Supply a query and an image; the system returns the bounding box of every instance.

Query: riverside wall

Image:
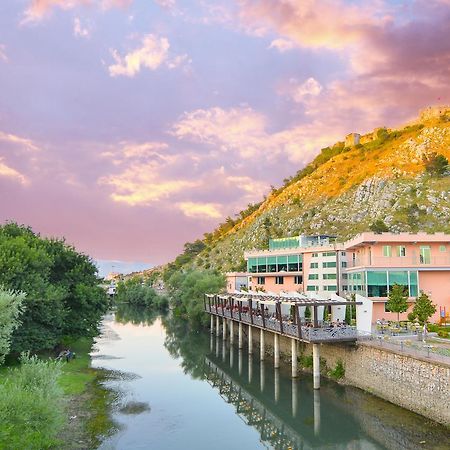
[233,325,450,426]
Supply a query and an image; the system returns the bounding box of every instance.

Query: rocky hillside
[175,107,450,273]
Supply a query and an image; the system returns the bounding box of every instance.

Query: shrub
[299,354,313,368]
[329,359,345,380]
[437,331,449,338]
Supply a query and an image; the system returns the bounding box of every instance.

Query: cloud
[287,77,323,103]
[0,158,29,185]
[73,17,91,38]
[176,201,222,219]
[108,34,176,77]
[0,44,8,62]
[21,0,132,24]
[268,38,295,52]
[0,131,40,151]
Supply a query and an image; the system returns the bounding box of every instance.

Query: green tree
[386,284,409,323]
[0,288,26,364]
[410,291,436,324]
[369,220,389,233]
[423,152,448,176]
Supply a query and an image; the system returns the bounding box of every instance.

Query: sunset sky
[1,0,449,274]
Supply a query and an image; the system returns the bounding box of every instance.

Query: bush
[437,331,449,338]
[115,278,168,309]
[299,354,313,368]
[0,354,65,449]
[329,359,345,380]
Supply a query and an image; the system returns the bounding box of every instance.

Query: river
[91,306,449,450]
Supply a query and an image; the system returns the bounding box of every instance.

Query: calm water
[92,306,449,450]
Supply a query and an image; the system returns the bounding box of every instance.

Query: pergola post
[313,343,320,389]
[260,328,265,361]
[291,339,298,378]
[274,333,280,368]
[238,322,243,349]
[248,325,253,354]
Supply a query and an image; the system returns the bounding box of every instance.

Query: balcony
[348,254,450,268]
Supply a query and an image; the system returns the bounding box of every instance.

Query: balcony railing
[348,255,450,268]
[208,305,359,343]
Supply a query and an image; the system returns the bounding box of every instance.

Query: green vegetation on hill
[115,277,168,309]
[165,111,450,274]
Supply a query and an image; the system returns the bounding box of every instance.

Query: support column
[260,329,265,361]
[238,322,243,349]
[210,315,214,334]
[248,325,253,354]
[230,320,234,345]
[216,316,220,337]
[222,317,227,340]
[291,339,298,378]
[313,343,320,389]
[274,334,280,369]
[274,368,280,403]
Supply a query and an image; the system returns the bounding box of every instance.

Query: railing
[348,255,450,268]
[207,304,359,342]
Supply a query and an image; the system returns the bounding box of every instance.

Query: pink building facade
[226,233,450,324]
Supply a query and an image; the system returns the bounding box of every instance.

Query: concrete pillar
[314,390,321,436]
[274,334,280,369]
[291,339,298,378]
[260,329,265,361]
[222,317,227,340]
[230,320,234,344]
[216,316,220,337]
[210,315,214,334]
[274,368,280,403]
[238,322,243,349]
[238,350,243,376]
[292,379,298,418]
[248,325,253,354]
[313,343,320,389]
[248,354,253,383]
[260,361,265,392]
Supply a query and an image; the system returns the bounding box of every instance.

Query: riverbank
[58,337,117,449]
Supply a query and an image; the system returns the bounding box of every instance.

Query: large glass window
[389,271,409,295]
[367,271,388,297]
[323,261,337,268]
[420,246,431,264]
[248,257,257,273]
[323,273,337,280]
[277,255,288,272]
[257,257,267,273]
[288,255,299,271]
[324,285,337,291]
[267,256,277,273]
[307,285,318,291]
[409,271,418,297]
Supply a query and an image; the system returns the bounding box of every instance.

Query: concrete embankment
[236,328,450,426]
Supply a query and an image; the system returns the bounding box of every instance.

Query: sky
[1,0,450,275]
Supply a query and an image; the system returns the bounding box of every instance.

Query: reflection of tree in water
[162,315,208,380]
[114,303,159,326]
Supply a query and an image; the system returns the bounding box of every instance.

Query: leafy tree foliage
[0,223,107,354]
[115,277,168,309]
[166,269,225,328]
[369,220,389,233]
[386,284,409,323]
[0,288,26,364]
[423,152,448,176]
[410,291,437,324]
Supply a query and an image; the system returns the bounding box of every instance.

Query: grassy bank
[58,337,117,449]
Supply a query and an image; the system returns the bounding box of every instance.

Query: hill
[169,106,450,275]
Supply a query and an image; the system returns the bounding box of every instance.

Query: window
[324,285,337,291]
[247,257,257,273]
[288,255,299,272]
[341,251,346,256]
[267,256,277,273]
[409,271,418,297]
[323,273,337,280]
[367,271,388,297]
[307,285,318,291]
[257,276,265,285]
[312,252,318,257]
[277,255,288,272]
[275,276,284,285]
[389,271,409,295]
[419,246,431,264]
[294,275,303,284]
[323,261,337,268]
[310,262,319,269]
[257,257,267,273]
[397,246,406,257]
[341,261,347,268]
[382,245,392,257]
[342,274,348,279]
[308,274,319,280]
[322,252,335,257]
[342,285,348,291]
[439,245,446,252]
